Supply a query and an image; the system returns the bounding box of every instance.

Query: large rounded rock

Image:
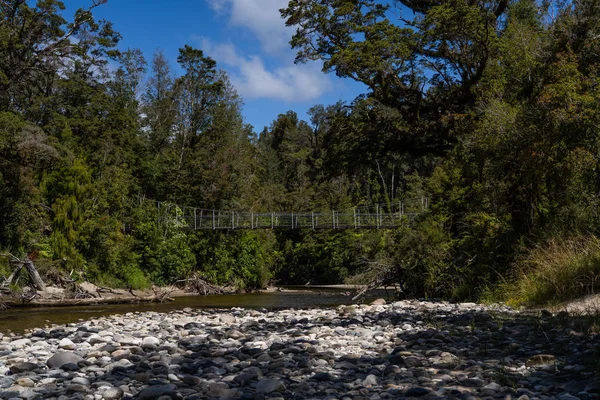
[137,384,177,400]
[311,372,332,382]
[388,354,404,366]
[142,336,160,349]
[225,329,244,339]
[526,354,556,368]
[103,387,124,399]
[220,314,236,324]
[9,339,31,349]
[256,378,285,393]
[46,352,84,369]
[405,387,431,397]
[9,362,40,374]
[433,352,459,369]
[116,335,141,346]
[58,338,76,350]
[16,377,35,387]
[363,374,379,386]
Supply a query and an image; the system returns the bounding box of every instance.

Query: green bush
[132,203,195,286]
[275,230,374,285]
[193,230,275,290]
[82,221,149,290]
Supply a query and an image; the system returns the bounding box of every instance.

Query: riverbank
[1,284,366,309]
[0,300,598,399]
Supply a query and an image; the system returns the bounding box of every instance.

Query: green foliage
[193,230,275,290]
[3,0,600,303]
[85,229,148,290]
[276,230,375,285]
[492,236,600,307]
[132,203,195,286]
[379,219,454,298]
[42,159,93,269]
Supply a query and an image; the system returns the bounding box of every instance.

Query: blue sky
[62,0,367,133]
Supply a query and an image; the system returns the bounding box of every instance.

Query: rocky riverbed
[0,300,598,400]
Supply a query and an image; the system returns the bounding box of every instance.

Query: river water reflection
[0,287,388,333]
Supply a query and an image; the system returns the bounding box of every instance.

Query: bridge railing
[158,198,428,230]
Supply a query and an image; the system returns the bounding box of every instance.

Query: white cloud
[205,0,225,12]
[199,1,334,102]
[198,37,331,102]
[205,0,292,54]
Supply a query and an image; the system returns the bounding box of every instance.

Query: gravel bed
[0,299,598,399]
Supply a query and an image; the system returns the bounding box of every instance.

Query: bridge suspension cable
[154,198,429,231]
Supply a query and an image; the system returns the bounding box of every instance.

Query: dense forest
[1,0,600,306]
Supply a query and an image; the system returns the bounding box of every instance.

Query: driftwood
[2,294,174,308]
[0,256,181,308]
[151,286,176,302]
[350,259,407,301]
[176,274,231,296]
[1,254,46,291]
[352,277,386,301]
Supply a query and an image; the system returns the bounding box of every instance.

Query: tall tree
[0,0,119,117]
[281,0,508,158]
[140,49,177,200]
[171,45,223,198]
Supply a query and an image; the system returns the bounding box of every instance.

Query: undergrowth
[489,235,600,307]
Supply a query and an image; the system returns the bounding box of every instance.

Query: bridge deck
[176,211,419,230]
[154,199,428,230]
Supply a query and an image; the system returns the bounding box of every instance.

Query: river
[0,287,388,333]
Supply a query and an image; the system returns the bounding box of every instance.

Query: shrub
[193,230,275,290]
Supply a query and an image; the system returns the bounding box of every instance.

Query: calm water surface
[0,287,388,333]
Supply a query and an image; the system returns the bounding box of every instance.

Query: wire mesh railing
[155,198,429,230]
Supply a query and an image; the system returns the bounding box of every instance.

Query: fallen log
[175,274,231,295]
[1,254,46,292]
[2,294,175,308]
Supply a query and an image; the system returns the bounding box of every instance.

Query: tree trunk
[1,254,46,292]
[23,259,46,291]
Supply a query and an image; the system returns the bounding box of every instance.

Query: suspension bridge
[156,198,429,230]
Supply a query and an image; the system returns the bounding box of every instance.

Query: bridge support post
[271,213,274,229]
[311,212,315,229]
[400,202,404,224]
[212,210,215,230]
[251,212,254,229]
[376,204,380,229]
[332,210,335,229]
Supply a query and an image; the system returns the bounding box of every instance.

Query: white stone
[10,339,31,349]
[58,338,76,350]
[141,336,160,348]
